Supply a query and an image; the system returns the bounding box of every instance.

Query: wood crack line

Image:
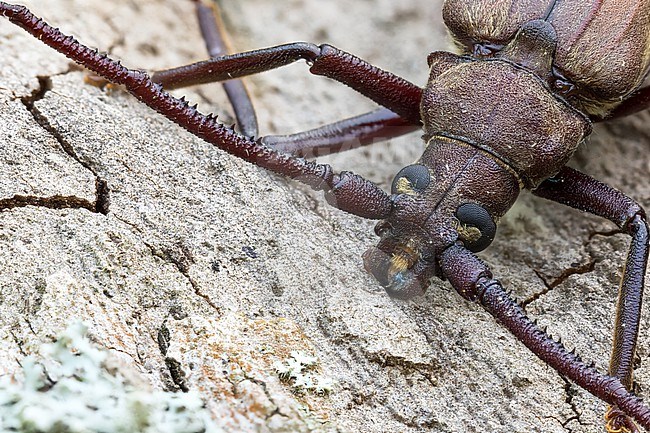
[18,74,110,214]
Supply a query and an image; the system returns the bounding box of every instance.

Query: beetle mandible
[2,0,650,431]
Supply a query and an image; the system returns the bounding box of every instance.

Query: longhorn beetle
[2,0,650,431]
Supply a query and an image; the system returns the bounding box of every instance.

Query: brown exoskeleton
[3,0,650,431]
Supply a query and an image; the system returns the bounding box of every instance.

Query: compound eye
[391,164,430,195]
[455,203,496,252]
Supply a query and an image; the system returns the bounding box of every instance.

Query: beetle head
[364,137,520,300]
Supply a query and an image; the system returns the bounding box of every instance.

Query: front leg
[440,244,650,432]
[184,0,421,154]
[533,166,649,432]
[0,3,396,220]
[152,43,423,126]
[598,85,650,121]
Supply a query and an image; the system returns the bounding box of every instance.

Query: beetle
[3,0,648,430]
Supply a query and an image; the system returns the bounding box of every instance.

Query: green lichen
[0,322,224,433]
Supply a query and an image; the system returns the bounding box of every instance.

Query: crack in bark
[365,349,439,388]
[164,356,190,392]
[388,405,446,429]
[18,74,110,214]
[9,330,27,357]
[155,322,190,393]
[105,344,138,363]
[559,376,585,432]
[144,241,221,314]
[521,259,596,308]
[316,305,444,428]
[0,194,96,212]
[588,228,623,240]
[157,322,171,356]
[108,214,219,317]
[239,373,286,421]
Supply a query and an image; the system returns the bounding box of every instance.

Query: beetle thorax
[366,20,594,299]
[421,51,591,189]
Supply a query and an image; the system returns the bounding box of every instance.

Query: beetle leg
[173,1,422,153]
[440,244,650,432]
[533,166,649,433]
[0,3,394,220]
[192,0,258,137]
[259,108,419,157]
[597,85,650,121]
[151,43,423,125]
[155,0,422,153]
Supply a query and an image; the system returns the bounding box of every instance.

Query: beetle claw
[605,405,640,433]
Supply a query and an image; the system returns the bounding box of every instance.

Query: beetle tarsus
[606,405,640,433]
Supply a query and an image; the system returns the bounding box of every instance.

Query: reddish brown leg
[260,108,419,157]
[181,9,419,155]
[157,52,420,155]
[597,85,650,121]
[0,3,394,220]
[533,167,649,432]
[155,55,420,156]
[193,0,258,137]
[440,244,650,431]
[152,43,423,126]
[154,0,422,154]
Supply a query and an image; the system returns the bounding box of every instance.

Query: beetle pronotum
[3,0,648,430]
